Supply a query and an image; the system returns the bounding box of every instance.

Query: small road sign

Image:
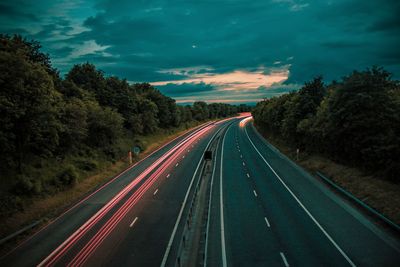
[133,146,141,155]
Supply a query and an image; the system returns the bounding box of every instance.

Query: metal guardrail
[316,171,400,233]
[174,125,226,267]
[174,159,206,267]
[0,220,42,246]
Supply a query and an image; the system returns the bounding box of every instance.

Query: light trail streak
[39,123,215,267]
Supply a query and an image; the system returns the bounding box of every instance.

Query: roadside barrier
[316,171,400,233]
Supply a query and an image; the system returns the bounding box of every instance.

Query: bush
[12,174,43,195]
[0,194,24,217]
[56,165,79,186]
[13,175,34,195]
[75,158,98,171]
[32,179,43,194]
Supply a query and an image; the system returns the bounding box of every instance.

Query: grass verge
[255,125,400,226]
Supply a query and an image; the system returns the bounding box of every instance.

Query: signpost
[129,146,141,165]
[128,151,132,165]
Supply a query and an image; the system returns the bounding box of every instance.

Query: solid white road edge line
[245,125,356,267]
[220,123,233,267]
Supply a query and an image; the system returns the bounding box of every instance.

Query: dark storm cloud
[101,65,189,83]
[0,0,399,104]
[0,3,39,22]
[157,82,216,97]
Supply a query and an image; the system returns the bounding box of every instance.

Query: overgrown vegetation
[252,68,400,182]
[0,34,251,218]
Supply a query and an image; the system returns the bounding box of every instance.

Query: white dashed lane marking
[129,217,138,228]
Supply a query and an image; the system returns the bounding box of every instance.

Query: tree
[253,68,400,180]
[139,99,159,134]
[322,68,400,176]
[0,34,58,77]
[281,77,325,146]
[0,43,62,171]
[59,98,88,152]
[192,101,209,121]
[66,63,108,104]
[86,102,124,149]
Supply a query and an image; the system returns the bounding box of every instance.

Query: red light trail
[38,122,216,267]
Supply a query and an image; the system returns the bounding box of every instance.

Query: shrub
[57,165,79,186]
[32,179,43,194]
[13,175,34,195]
[0,194,24,217]
[75,158,98,171]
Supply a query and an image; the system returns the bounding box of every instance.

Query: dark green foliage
[75,158,99,171]
[66,63,106,100]
[0,35,62,171]
[0,35,250,200]
[253,67,400,181]
[13,175,35,195]
[192,101,209,120]
[0,194,23,217]
[59,98,89,152]
[56,165,79,186]
[139,99,159,134]
[0,34,58,77]
[86,103,124,148]
[281,76,325,146]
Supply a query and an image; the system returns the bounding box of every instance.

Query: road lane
[221,121,287,267]
[213,117,399,266]
[51,122,223,266]
[0,121,217,266]
[3,115,399,267]
[244,121,400,266]
[240,123,350,266]
[101,123,222,267]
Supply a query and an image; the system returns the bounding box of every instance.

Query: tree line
[0,34,250,200]
[252,68,400,181]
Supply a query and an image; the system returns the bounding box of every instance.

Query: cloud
[154,69,298,104]
[157,82,216,97]
[152,67,289,91]
[1,0,399,104]
[69,40,111,58]
[0,3,39,21]
[170,83,300,105]
[321,40,366,49]
[272,0,310,12]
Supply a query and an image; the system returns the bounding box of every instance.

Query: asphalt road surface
[206,117,400,267]
[1,116,399,267]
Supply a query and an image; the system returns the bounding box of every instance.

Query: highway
[206,117,400,267]
[1,115,400,266]
[1,119,234,266]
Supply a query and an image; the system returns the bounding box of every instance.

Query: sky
[1,0,399,104]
